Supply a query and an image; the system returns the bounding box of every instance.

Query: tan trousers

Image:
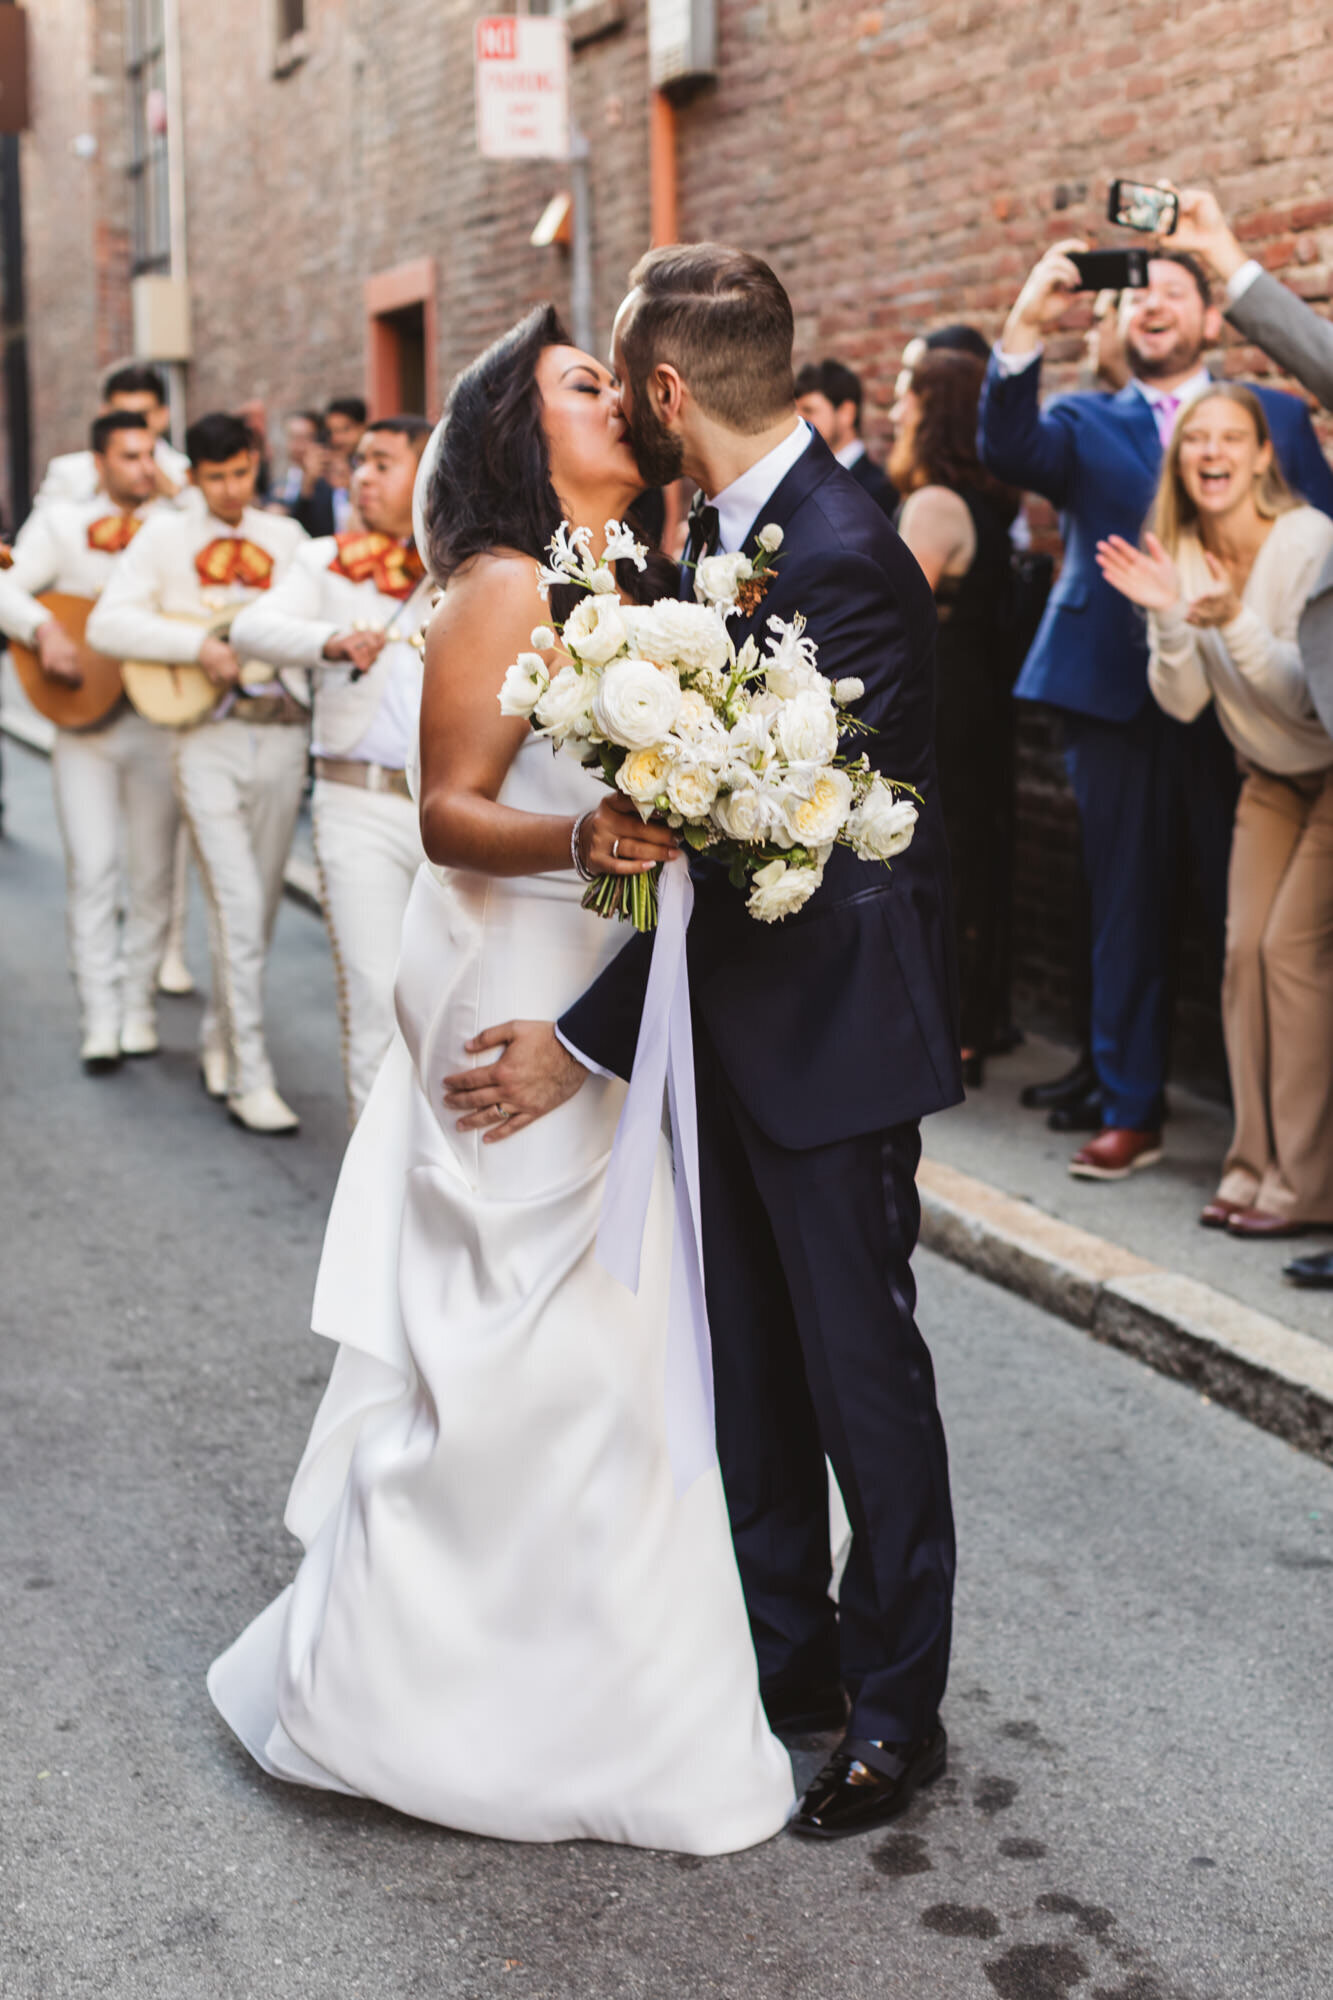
[1217,764,1333,1222]
[174,717,308,1097]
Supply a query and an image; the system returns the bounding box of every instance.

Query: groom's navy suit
[561,433,963,1743]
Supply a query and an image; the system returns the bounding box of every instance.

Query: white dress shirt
[0,497,165,645]
[710,419,812,552]
[835,439,867,471]
[1227,261,1265,306]
[230,536,427,766]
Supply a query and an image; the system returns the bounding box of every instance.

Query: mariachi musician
[89,413,309,1135]
[231,415,433,1123]
[0,412,176,1071]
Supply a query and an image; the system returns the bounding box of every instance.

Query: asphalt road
[2,737,1331,2000]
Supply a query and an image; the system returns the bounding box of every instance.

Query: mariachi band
[1,372,434,1137]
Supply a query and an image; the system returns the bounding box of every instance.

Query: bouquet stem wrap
[594,854,715,1495]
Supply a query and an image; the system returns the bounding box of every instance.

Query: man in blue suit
[979,241,1333,1180]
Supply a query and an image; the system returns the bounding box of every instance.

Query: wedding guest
[1097,385,1333,1235]
[274,411,336,536]
[89,413,310,1134]
[324,396,367,532]
[33,364,190,509]
[891,345,1021,1083]
[795,360,897,515]
[980,241,1333,1181]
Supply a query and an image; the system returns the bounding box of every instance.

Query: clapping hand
[1185,551,1242,628]
[1095,532,1182,612]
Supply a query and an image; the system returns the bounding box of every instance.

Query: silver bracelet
[571,808,596,881]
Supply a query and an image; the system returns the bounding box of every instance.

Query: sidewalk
[922,1033,1333,1462]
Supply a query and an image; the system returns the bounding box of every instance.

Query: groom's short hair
[620,244,795,433]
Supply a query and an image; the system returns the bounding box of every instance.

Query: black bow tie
[684,492,721,567]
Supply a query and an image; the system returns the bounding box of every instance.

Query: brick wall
[17,0,1333,1086]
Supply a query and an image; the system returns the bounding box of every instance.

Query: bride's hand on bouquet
[582,792,680,875]
[443,1020,588,1143]
[1095,532,1182,612]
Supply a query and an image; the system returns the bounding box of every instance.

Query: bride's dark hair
[423,302,672,605]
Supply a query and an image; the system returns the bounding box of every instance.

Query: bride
[207,305,795,1855]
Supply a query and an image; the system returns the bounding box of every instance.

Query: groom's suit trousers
[694,1029,956,1745]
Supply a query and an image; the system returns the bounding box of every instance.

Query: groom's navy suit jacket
[559,431,963,1149]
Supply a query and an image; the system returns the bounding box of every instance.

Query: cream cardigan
[1148,504,1333,774]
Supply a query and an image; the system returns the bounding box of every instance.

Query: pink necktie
[1153,394,1180,449]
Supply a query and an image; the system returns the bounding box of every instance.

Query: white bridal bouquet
[499,519,919,930]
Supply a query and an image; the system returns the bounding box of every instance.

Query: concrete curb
[2,705,324,916]
[919,1158,1333,1466]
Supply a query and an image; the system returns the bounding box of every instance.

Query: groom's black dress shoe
[789,1724,947,1840]
[762,1680,848,1737]
[1284,1248,1333,1288]
[1020,1053,1097,1113]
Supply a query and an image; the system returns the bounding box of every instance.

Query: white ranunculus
[498,651,550,719]
[694,551,754,608]
[747,857,822,923]
[773,687,840,766]
[833,676,865,704]
[712,784,781,844]
[623,599,732,677]
[617,744,673,812]
[666,759,721,820]
[848,780,918,860]
[534,663,596,736]
[591,658,682,749]
[782,767,854,847]
[563,593,628,665]
[529,623,556,652]
[756,523,784,553]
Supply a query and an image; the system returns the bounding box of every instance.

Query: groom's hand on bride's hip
[443,1021,587,1143]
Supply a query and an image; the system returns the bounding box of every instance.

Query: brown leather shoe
[1225,1208,1315,1240]
[1068,1127,1163,1181]
[1200,1197,1245,1230]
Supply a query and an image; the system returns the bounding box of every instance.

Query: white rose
[712,785,781,844]
[534,663,596,736]
[833,676,865,704]
[746,857,822,923]
[694,551,754,607]
[529,624,556,652]
[781,767,854,848]
[623,599,732,677]
[666,759,721,820]
[773,687,840,766]
[591,657,682,749]
[617,744,673,811]
[563,593,629,665]
[756,523,784,553]
[848,781,918,860]
[498,651,550,719]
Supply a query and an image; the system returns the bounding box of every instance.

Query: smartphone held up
[1107,178,1180,236]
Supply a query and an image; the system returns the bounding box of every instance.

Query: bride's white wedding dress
[207,729,795,1854]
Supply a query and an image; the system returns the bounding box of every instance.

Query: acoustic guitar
[7,593,127,730]
[121,611,279,728]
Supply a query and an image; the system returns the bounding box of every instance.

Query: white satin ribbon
[595,855,716,1494]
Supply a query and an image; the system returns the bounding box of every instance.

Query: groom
[445,244,963,1838]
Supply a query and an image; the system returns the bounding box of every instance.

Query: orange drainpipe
[650,90,678,247]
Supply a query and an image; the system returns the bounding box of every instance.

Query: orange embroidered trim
[329,530,425,601]
[194,537,275,590]
[88,513,143,555]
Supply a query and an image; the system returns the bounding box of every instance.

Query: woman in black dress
[890,347,1022,1086]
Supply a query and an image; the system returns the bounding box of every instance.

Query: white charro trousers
[50,706,179,1036]
[311,777,423,1123]
[174,718,308,1097]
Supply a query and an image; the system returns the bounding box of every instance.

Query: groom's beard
[624,384,685,489]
